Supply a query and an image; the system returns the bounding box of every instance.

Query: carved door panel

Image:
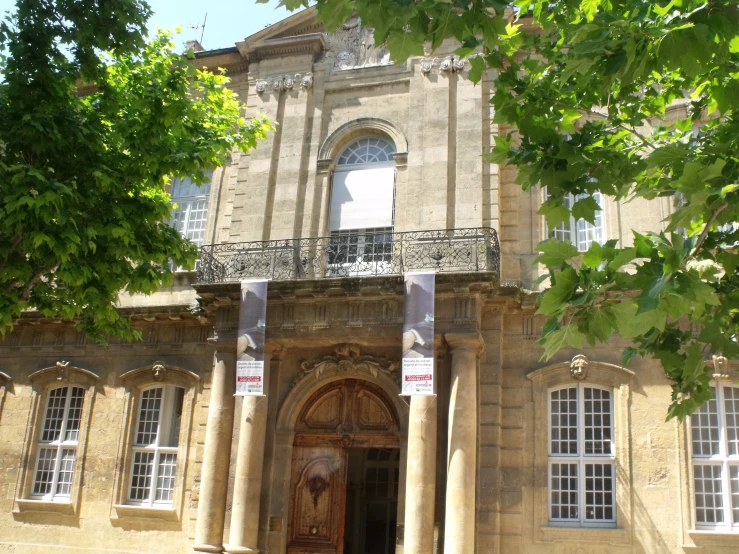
[287,446,347,554]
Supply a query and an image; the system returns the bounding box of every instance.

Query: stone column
[403,394,437,554]
[225,349,274,554]
[444,333,482,554]
[193,346,237,553]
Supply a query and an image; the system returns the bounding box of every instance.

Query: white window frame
[127,384,184,507]
[547,382,616,528]
[547,191,605,252]
[31,385,85,502]
[329,136,397,276]
[168,173,213,272]
[690,382,739,532]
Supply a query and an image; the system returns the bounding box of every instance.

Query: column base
[224,547,260,554]
[192,544,223,553]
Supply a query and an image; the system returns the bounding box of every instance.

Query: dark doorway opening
[343,448,400,554]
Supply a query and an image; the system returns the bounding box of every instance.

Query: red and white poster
[236,279,267,396]
[402,272,435,395]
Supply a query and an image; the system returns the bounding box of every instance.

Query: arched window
[337,137,396,166]
[328,137,396,275]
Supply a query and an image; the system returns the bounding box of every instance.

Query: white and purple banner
[401,272,435,395]
[236,279,267,396]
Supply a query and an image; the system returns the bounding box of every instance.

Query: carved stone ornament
[420,58,436,74]
[256,73,313,95]
[291,344,399,389]
[270,77,283,92]
[321,17,392,71]
[570,354,589,381]
[420,55,468,76]
[56,360,70,381]
[712,354,729,377]
[152,362,166,382]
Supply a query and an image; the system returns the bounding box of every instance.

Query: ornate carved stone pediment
[291,343,399,388]
[322,17,392,71]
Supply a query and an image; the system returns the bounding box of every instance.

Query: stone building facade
[1,8,738,554]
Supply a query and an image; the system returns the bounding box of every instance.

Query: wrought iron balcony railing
[196,227,500,284]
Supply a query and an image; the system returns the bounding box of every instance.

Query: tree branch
[693,203,729,254]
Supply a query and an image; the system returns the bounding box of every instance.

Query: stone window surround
[526,356,634,545]
[317,117,409,174]
[14,362,99,516]
[111,362,199,523]
[678,358,739,548]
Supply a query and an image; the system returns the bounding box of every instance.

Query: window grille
[549,384,616,526]
[691,384,739,529]
[32,386,85,500]
[128,386,185,506]
[337,137,395,166]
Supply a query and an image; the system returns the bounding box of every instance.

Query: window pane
[130,451,155,501]
[548,193,573,243]
[64,387,85,442]
[550,463,579,520]
[337,137,395,165]
[730,465,739,525]
[136,388,163,446]
[575,192,604,252]
[583,388,612,455]
[165,387,185,448]
[724,386,739,456]
[155,453,178,502]
[171,175,211,198]
[584,463,615,521]
[550,387,578,455]
[691,389,720,456]
[33,447,57,495]
[42,387,68,442]
[694,464,724,524]
[55,448,76,496]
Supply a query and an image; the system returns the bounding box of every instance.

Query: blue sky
[0,0,302,51]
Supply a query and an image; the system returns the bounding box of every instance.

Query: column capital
[208,331,238,353]
[444,332,483,353]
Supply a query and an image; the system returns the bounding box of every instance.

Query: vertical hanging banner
[236,279,268,396]
[402,272,435,395]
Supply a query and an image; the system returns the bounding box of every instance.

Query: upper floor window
[548,192,605,252]
[169,172,212,248]
[328,137,396,272]
[691,383,739,530]
[129,385,185,506]
[549,383,615,527]
[32,386,85,501]
[337,137,396,166]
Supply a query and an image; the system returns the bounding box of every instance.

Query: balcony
[196,227,500,284]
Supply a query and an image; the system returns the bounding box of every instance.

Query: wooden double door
[287,380,400,554]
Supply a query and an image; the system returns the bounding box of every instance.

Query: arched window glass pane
[337,137,395,165]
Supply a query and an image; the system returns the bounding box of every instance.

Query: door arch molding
[276,355,407,435]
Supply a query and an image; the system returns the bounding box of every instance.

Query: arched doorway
[286,379,401,554]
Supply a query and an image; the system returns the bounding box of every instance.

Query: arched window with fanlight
[327,137,396,275]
